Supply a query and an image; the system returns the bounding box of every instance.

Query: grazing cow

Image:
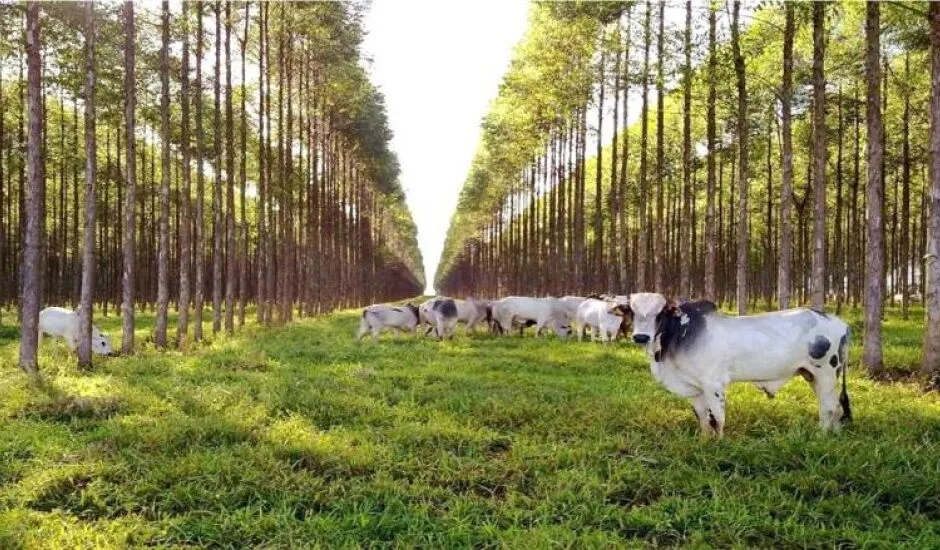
[39,306,114,356]
[357,303,420,341]
[627,292,851,436]
[490,296,571,339]
[575,298,631,343]
[431,298,459,340]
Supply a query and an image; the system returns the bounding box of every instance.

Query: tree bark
[922,1,940,382]
[637,0,651,291]
[704,0,717,302]
[121,1,136,355]
[212,0,222,334]
[155,0,171,348]
[194,2,206,341]
[20,1,43,376]
[78,0,97,369]
[680,0,692,298]
[864,1,884,377]
[731,0,748,315]
[654,0,665,292]
[811,1,827,310]
[178,0,192,346]
[224,0,236,333]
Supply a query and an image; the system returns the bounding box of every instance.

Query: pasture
[0,305,938,547]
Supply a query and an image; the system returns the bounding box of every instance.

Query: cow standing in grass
[575,298,631,343]
[626,293,851,437]
[357,303,420,341]
[491,297,571,339]
[39,307,114,356]
[430,298,459,340]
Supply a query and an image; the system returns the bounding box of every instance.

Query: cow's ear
[663,300,680,316]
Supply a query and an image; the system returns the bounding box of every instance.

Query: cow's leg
[691,393,712,435]
[699,387,726,437]
[534,321,545,337]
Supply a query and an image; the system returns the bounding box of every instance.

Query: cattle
[575,298,631,343]
[357,303,421,341]
[627,292,851,436]
[430,298,459,340]
[490,296,571,339]
[457,298,492,332]
[558,296,587,323]
[38,306,114,356]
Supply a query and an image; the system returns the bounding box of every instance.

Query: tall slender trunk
[704,1,717,302]
[20,1,42,376]
[78,0,97,368]
[211,0,222,334]
[238,2,249,327]
[901,54,911,319]
[779,4,795,309]
[178,0,192,346]
[121,1,136,354]
[654,0,665,292]
[922,1,940,382]
[594,47,605,290]
[864,1,884,377]
[731,0,748,315]
[194,2,206,341]
[810,1,827,310]
[224,0,236,333]
[637,0,651,291]
[155,0,171,348]
[680,0,692,298]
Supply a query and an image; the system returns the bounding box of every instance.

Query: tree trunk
[78,0,97,369]
[811,1,827,310]
[654,0,665,292]
[20,1,43,376]
[121,1,136,355]
[178,0,192,346]
[680,0,692,298]
[224,0,236,333]
[704,1,717,302]
[155,0,171,348]
[637,0,651,291]
[922,1,940,383]
[212,0,223,334]
[194,2,206,341]
[731,0,748,315]
[864,1,884,377]
[594,47,605,290]
[901,54,911,320]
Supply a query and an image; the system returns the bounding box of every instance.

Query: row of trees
[2,1,425,375]
[435,1,940,382]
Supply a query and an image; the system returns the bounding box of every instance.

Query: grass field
[1,304,938,547]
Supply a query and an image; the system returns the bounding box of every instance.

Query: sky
[361,0,529,294]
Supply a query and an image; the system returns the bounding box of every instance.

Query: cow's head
[553,318,572,340]
[405,303,420,322]
[607,303,633,339]
[92,327,114,356]
[627,292,671,345]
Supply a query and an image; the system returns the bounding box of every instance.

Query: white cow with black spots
[626,292,851,437]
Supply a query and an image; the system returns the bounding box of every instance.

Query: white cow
[419,297,491,335]
[38,306,114,355]
[429,298,459,340]
[357,303,421,341]
[627,292,851,437]
[490,296,571,339]
[575,298,630,343]
[558,296,587,322]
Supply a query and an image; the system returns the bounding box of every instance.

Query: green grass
[0,304,938,547]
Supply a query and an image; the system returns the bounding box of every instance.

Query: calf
[490,296,571,339]
[357,303,420,341]
[627,292,851,436]
[575,298,631,343]
[39,306,114,356]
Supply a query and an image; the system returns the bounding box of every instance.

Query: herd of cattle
[359,293,853,437]
[31,294,852,438]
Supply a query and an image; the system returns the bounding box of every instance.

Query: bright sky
[362,0,529,294]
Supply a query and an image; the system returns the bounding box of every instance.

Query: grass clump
[0,304,938,547]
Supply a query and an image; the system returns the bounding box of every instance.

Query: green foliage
[0,306,937,546]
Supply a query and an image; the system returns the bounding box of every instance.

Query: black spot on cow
[406,303,420,321]
[829,354,839,368]
[656,300,717,359]
[433,298,458,319]
[391,307,402,313]
[808,335,831,360]
[838,330,849,366]
[708,410,718,431]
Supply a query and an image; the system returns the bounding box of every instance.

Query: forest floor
[0,304,938,547]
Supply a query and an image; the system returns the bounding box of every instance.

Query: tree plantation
[3,0,940,547]
[435,1,940,383]
[0,1,424,373]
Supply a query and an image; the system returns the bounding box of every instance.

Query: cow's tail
[839,326,852,423]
